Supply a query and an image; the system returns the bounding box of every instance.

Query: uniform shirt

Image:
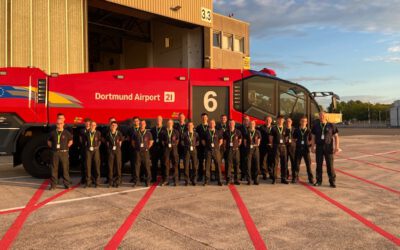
[128,126,140,140]
[105,130,124,151]
[132,129,153,151]
[245,129,261,149]
[196,123,209,143]
[311,121,338,146]
[293,127,311,148]
[270,126,289,145]
[223,129,242,150]
[174,122,187,136]
[204,129,223,151]
[286,127,296,145]
[160,128,180,148]
[85,130,102,148]
[48,129,73,151]
[216,123,228,133]
[79,127,90,147]
[181,131,200,151]
[150,126,165,147]
[258,124,273,148]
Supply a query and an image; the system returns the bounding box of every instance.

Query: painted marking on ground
[104,180,160,250]
[336,169,400,195]
[337,155,400,173]
[299,180,400,247]
[229,184,268,250]
[355,151,400,162]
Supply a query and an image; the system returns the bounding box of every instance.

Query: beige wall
[106,0,213,27]
[211,13,250,69]
[1,0,87,74]
[0,0,7,67]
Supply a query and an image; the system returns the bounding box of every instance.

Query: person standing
[105,121,123,188]
[244,121,261,185]
[293,116,314,184]
[286,118,296,180]
[311,112,340,188]
[240,116,250,181]
[258,116,273,180]
[269,115,289,184]
[48,117,73,190]
[161,119,180,186]
[174,113,187,180]
[131,120,153,187]
[181,121,200,186]
[84,121,102,188]
[150,116,165,183]
[204,119,223,186]
[223,119,242,185]
[128,117,141,183]
[196,113,209,182]
[79,118,91,184]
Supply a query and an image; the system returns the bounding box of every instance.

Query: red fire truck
[0,67,339,178]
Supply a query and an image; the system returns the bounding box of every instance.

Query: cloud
[287,76,339,83]
[388,45,400,53]
[213,0,400,38]
[251,60,288,70]
[302,60,329,66]
[365,56,400,63]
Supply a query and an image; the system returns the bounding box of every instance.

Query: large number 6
[204,91,218,112]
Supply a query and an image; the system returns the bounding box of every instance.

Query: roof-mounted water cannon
[260,68,277,77]
[311,92,340,111]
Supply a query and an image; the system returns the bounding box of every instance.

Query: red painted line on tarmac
[336,169,400,195]
[337,155,400,173]
[105,181,159,250]
[0,182,78,249]
[229,184,268,250]
[299,180,400,247]
[0,180,49,249]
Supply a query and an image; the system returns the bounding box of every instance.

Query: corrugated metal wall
[2,0,86,74]
[106,0,213,27]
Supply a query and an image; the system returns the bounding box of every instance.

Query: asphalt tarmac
[0,128,399,249]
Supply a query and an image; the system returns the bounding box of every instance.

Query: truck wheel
[21,134,52,178]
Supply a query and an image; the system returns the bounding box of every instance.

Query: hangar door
[192,86,229,125]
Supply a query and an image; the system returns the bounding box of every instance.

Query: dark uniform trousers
[134,150,151,184]
[184,149,198,183]
[295,146,313,182]
[240,146,248,180]
[273,145,288,181]
[80,147,87,183]
[163,147,179,183]
[247,147,260,183]
[205,149,222,183]
[85,149,101,185]
[260,146,274,178]
[316,145,336,184]
[287,144,296,178]
[151,146,164,182]
[197,146,206,181]
[51,151,71,187]
[108,149,122,185]
[225,148,240,182]
[178,145,185,180]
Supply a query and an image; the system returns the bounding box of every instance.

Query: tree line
[328,100,391,121]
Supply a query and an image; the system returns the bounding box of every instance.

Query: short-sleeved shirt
[48,129,73,151]
[270,126,289,145]
[204,129,223,151]
[181,131,200,151]
[245,129,261,149]
[293,127,311,148]
[104,130,124,151]
[150,126,165,148]
[160,128,180,148]
[85,130,102,148]
[223,129,242,150]
[258,125,273,147]
[311,122,338,146]
[132,129,153,151]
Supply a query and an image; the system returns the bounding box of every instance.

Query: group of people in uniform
[48,111,340,190]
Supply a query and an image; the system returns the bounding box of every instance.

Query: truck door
[191,86,229,124]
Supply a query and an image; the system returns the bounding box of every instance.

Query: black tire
[21,134,52,178]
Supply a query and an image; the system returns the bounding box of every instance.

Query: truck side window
[279,85,307,124]
[241,76,276,120]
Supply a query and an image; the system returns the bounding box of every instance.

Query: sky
[214,0,400,104]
